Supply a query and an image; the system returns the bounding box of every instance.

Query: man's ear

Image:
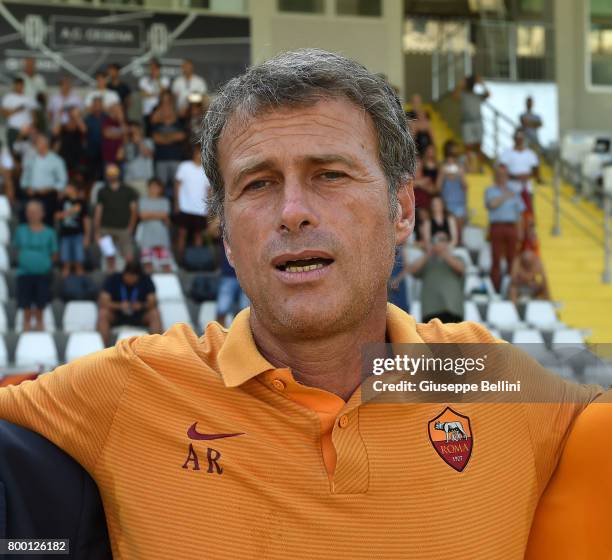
[222,236,236,269]
[395,177,415,245]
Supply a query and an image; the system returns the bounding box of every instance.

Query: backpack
[61,274,96,301]
[190,275,220,302]
[183,245,217,272]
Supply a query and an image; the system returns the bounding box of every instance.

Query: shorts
[99,227,134,259]
[175,212,207,234]
[113,310,145,327]
[17,274,51,310]
[461,121,483,145]
[446,202,467,219]
[217,276,249,316]
[141,246,172,267]
[60,234,85,264]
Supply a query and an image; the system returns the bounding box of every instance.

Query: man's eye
[320,171,346,180]
[245,180,271,191]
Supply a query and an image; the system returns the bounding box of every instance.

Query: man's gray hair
[200,48,415,221]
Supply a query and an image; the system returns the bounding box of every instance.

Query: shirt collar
[217,304,424,388]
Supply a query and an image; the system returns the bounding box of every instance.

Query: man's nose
[278,179,318,233]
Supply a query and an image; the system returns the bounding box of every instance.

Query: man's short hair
[13,76,24,85]
[123,261,143,277]
[200,48,416,222]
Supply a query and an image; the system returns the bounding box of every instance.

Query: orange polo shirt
[0,305,603,559]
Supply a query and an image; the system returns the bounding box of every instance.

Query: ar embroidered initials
[182,444,224,474]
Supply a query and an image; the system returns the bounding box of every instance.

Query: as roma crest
[428,407,473,472]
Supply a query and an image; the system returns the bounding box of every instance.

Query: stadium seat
[0,336,8,368]
[551,328,586,347]
[464,273,497,301]
[63,301,98,333]
[512,329,557,366]
[0,274,8,303]
[512,329,545,344]
[198,301,217,332]
[15,307,56,333]
[152,273,184,301]
[486,301,526,331]
[15,332,59,370]
[0,221,10,245]
[525,301,565,331]
[477,244,493,274]
[0,246,9,273]
[115,327,148,340]
[410,301,422,322]
[462,226,486,253]
[464,301,483,323]
[488,328,502,340]
[452,247,477,274]
[405,246,424,264]
[65,332,105,362]
[0,196,10,221]
[0,305,8,334]
[159,301,192,331]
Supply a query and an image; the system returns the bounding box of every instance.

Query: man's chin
[260,302,350,339]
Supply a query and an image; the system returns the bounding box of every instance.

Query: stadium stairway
[426,105,612,347]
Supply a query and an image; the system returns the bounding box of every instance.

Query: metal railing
[431,24,472,102]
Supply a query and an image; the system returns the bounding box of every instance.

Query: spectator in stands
[54,181,90,277]
[55,106,86,175]
[520,96,542,148]
[413,159,437,213]
[185,93,208,144]
[407,94,434,157]
[85,71,120,111]
[405,231,465,323]
[137,178,172,274]
[172,59,207,116]
[20,58,47,102]
[0,141,15,202]
[139,58,170,136]
[48,76,83,135]
[101,103,127,165]
[509,249,550,304]
[454,74,490,173]
[20,134,67,227]
[152,91,187,193]
[437,142,467,237]
[94,163,138,272]
[387,247,409,313]
[97,261,161,346]
[421,143,438,184]
[174,144,209,263]
[14,200,58,331]
[84,96,106,182]
[2,77,36,154]
[485,164,525,292]
[499,128,540,217]
[106,63,131,115]
[421,195,458,249]
[123,121,155,197]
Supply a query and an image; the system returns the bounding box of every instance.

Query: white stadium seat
[0,221,10,245]
[452,247,477,274]
[15,332,59,370]
[404,245,424,264]
[464,301,483,323]
[152,273,184,301]
[552,328,586,347]
[15,306,56,333]
[65,332,105,362]
[0,246,9,272]
[0,274,8,303]
[0,336,8,367]
[464,273,497,301]
[525,301,565,331]
[410,301,422,323]
[512,329,557,365]
[115,327,149,340]
[0,196,10,221]
[159,300,192,331]
[462,226,486,252]
[0,305,7,334]
[477,244,493,274]
[63,301,98,333]
[198,301,217,332]
[486,301,526,331]
[512,329,545,344]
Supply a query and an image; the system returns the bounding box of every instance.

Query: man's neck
[29,222,44,231]
[249,300,388,401]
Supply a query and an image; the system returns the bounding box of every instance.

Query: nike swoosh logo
[187,422,245,441]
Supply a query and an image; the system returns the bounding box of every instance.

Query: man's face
[35,136,48,155]
[182,61,193,76]
[96,74,107,89]
[123,272,139,287]
[24,58,34,76]
[496,166,509,185]
[515,132,525,149]
[106,164,120,184]
[14,81,23,94]
[218,98,412,339]
[26,202,43,224]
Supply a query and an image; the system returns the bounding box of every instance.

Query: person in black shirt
[97,261,161,346]
[106,63,131,116]
[54,181,90,277]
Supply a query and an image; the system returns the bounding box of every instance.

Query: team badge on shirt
[428,407,473,472]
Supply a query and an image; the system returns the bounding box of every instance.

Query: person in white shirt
[139,58,170,135]
[171,59,207,116]
[174,144,209,262]
[85,71,120,110]
[499,129,540,212]
[19,57,47,102]
[2,77,37,153]
[47,76,83,134]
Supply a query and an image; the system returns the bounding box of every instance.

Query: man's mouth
[276,256,334,273]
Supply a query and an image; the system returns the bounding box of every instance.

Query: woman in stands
[407,94,434,157]
[437,140,468,241]
[421,195,458,249]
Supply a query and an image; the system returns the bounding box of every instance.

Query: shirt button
[272,379,286,391]
[338,414,349,428]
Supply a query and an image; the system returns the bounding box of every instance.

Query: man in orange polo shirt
[0,49,608,559]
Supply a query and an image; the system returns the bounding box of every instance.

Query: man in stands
[0,49,608,559]
[171,58,207,116]
[94,163,138,272]
[1,77,36,154]
[139,58,170,136]
[85,71,120,111]
[106,63,131,115]
[520,96,543,148]
[97,261,161,346]
[19,57,47,102]
[508,248,550,304]
[20,134,67,227]
[47,75,83,135]
[84,96,107,182]
[13,200,57,331]
[485,164,525,293]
